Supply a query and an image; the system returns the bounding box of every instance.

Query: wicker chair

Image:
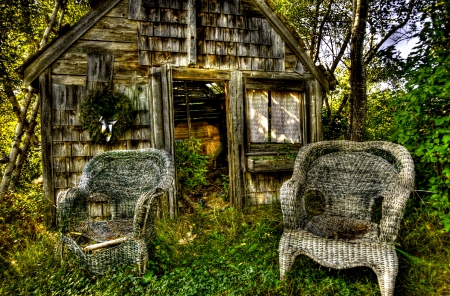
[278,141,414,296]
[57,148,174,274]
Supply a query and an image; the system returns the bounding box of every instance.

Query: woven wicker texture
[57,148,174,274]
[278,141,414,296]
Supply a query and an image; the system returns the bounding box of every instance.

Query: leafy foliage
[80,87,133,144]
[391,0,450,230]
[175,137,209,190]
[1,204,449,295]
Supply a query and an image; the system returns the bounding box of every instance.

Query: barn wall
[42,0,318,211]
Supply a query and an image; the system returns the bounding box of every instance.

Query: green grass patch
[1,198,449,295]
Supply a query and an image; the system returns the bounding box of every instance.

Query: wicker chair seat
[304,215,379,241]
[57,148,174,274]
[278,141,415,296]
[73,219,134,242]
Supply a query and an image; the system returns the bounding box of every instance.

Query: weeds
[1,196,449,295]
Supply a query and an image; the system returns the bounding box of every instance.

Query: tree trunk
[9,94,40,190]
[0,88,34,199]
[348,0,369,142]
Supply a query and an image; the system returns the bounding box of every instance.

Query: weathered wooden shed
[19,0,332,220]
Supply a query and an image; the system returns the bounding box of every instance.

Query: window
[247,89,303,144]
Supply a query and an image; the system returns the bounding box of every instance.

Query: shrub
[175,137,209,190]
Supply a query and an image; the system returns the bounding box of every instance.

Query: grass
[1,189,449,295]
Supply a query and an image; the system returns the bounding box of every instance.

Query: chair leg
[375,254,398,296]
[279,251,295,280]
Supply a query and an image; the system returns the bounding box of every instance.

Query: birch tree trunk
[348,0,369,141]
[0,88,35,199]
[8,96,40,190]
[40,1,61,48]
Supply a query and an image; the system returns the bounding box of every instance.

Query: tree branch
[314,0,334,63]
[330,28,351,73]
[39,1,61,48]
[364,0,417,64]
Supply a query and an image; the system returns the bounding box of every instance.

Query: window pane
[247,90,269,143]
[271,91,301,143]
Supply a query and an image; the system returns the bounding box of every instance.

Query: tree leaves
[391,0,450,230]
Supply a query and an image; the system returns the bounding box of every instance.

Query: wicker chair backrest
[78,149,172,220]
[305,151,397,220]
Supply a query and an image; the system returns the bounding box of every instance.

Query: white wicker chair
[57,148,174,274]
[278,141,414,296]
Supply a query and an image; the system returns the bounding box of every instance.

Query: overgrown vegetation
[175,137,209,190]
[1,201,449,295]
[1,0,450,295]
[391,1,450,230]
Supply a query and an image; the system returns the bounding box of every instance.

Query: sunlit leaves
[392,0,450,230]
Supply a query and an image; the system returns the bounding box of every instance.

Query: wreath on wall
[81,87,133,144]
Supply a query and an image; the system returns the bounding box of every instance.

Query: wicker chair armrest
[378,186,412,243]
[57,187,89,233]
[133,188,167,239]
[280,180,307,229]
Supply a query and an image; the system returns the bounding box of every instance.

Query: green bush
[391,1,450,230]
[175,137,209,190]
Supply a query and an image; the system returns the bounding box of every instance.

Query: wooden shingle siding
[197,0,285,71]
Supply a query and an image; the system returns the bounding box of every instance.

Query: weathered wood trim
[39,69,55,227]
[250,0,330,91]
[161,64,177,218]
[306,79,323,142]
[172,68,314,81]
[23,0,123,86]
[247,157,295,172]
[227,71,245,210]
[86,53,115,90]
[187,0,197,65]
[150,67,165,149]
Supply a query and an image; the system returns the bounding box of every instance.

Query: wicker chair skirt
[61,235,147,274]
[57,148,175,274]
[278,141,414,296]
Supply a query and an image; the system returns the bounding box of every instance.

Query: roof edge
[251,0,330,91]
[20,0,123,86]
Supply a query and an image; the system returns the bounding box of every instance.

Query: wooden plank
[239,57,252,70]
[129,0,147,20]
[95,16,137,31]
[227,71,245,210]
[150,67,165,149]
[246,89,268,143]
[72,142,91,157]
[39,69,55,226]
[260,19,272,45]
[249,0,330,91]
[54,173,68,189]
[68,173,82,188]
[187,0,196,64]
[53,157,67,173]
[86,53,115,90]
[70,157,89,173]
[148,8,161,22]
[171,67,314,81]
[300,91,308,144]
[270,28,285,58]
[23,0,123,86]
[105,1,129,18]
[80,28,137,43]
[306,79,323,142]
[246,79,304,91]
[271,91,301,143]
[246,157,294,172]
[161,64,177,218]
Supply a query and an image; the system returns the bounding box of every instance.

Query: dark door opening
[173,80,227,171]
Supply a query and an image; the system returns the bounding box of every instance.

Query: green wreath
[80,87,133,144]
